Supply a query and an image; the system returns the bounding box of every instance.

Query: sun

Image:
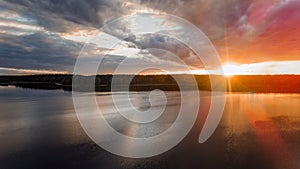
[222,62,242,77]
[190,62,245,76]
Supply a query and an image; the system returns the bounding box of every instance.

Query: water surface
[0,87,299,169]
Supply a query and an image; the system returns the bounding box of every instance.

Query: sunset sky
[0,0,299,75]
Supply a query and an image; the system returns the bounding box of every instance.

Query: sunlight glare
[222,62,242,77]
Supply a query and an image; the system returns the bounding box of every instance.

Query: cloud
[0,32,82,71]
[221,0,300,63]
[2,0,126,32]
[101,16,204,68]
[0,0,299,74]
[140,0,300,64]
[0,67,67,75]
[0,0,130,73]
[133,33,203,68]
[140,0,254,40]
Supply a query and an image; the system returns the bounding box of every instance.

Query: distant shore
[0,74,299,93]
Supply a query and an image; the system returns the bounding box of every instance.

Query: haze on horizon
[0,0,299,75]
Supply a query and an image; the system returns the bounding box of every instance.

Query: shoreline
[0,74,299,93]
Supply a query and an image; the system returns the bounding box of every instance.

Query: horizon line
[1,73,300,76]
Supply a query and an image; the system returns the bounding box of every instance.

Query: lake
[0,86,299,169]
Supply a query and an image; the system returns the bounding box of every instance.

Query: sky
[0,0,299,75]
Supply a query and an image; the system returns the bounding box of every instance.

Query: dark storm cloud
[0,33,81,71]
[3,0,125,32]
[1,0,206,72]
[0,0,127,73]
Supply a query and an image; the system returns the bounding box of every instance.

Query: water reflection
[0,87,299,169]
[222,93,300,169]
[96,91,181,138]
